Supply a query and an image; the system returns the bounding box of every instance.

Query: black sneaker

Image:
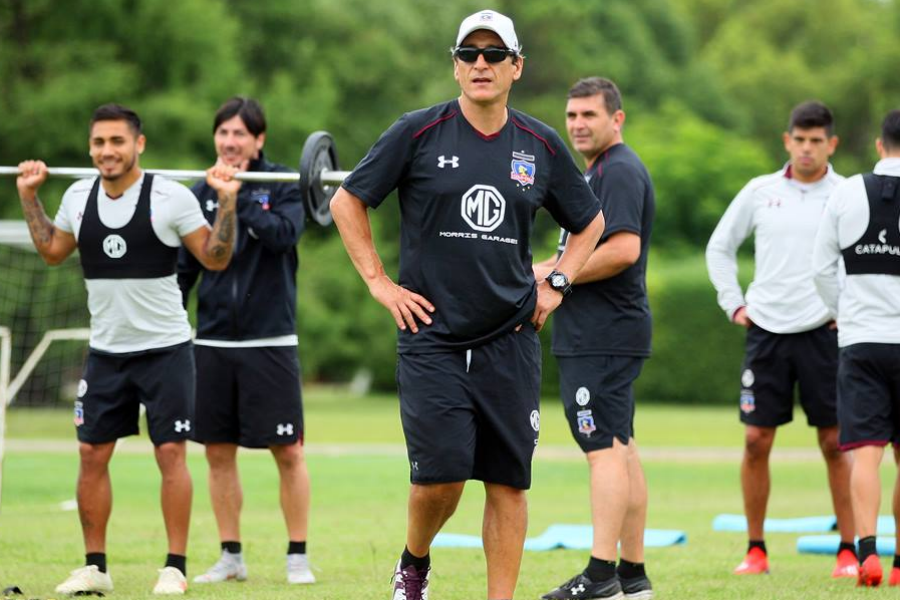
[391,559,429,600]
[541,573,624,600]
[619,573,653,600]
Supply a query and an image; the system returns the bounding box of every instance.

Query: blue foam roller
[713,514,836,533]
[797,535,896,555]
[434,525,686,551]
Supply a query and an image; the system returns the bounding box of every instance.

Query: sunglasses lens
[482,48,509,63]
[456,48,480,62]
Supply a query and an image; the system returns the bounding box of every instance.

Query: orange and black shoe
[832,549,859,578]
[733,547,769,575]
[857,555,883,587]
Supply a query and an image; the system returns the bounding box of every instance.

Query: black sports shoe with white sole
[541,573,624,600]
[619,573,653,600]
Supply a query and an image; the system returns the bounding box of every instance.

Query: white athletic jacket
[706,164,844,334]
[813,158,900,347]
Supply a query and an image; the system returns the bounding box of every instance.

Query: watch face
[551,274,565,287]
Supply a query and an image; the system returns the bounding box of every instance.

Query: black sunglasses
[452,46,517,63]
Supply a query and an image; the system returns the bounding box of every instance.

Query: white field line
[3,439,824,463]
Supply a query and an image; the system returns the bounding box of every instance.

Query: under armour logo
[438,155,459,169]
[571,584,586,595]
[767,198,782,208]
[174,419,191,433]
[205,199,219,212]
[879,229,888,244]
[411,461,419,471]
[276,423,294,436]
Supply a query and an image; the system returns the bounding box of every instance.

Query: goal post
[0,220,94,507]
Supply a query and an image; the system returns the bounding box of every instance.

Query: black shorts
[738,323,838,428]
[74,342,195,446]
[397,327,542,490]
[193,345,303,448]
[557,355,645,452]
[837,343,900,450]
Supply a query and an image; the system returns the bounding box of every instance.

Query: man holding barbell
[330,10,605,600]
[15,103,240,595]
[178,97,314,586]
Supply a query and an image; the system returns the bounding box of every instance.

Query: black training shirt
[551,143,655,357]
[343,99,602,353]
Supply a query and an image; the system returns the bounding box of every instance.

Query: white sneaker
[193,550,248,583]
[287,553,316,584]
[153,566,187,595]
[55,565,114,595]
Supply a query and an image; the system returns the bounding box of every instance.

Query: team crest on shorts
[575,386,591,407]
[77,379,88,398]
[577,409,596,436]
[510,151,536,188]
[74,401,84,427]
[740,391,756,414]
[530,410,541,432]
[741,369,755,388]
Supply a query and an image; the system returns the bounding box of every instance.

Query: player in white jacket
[813,109,900,587]
[707,101,856,578]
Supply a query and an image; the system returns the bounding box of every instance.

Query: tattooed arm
[181,162,239,271]
[16,160,77,265]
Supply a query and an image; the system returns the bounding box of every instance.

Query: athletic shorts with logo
[738,323,837,427]
[837,343,900,450]
[74,342,195,445]
[397,327,541,490]
[558,355,645,452]
[193,345,303,448]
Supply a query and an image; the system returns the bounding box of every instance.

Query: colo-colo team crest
[510,151,536,188]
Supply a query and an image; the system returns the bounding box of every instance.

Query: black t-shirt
[342,99,602,353]
[551,143,655,357]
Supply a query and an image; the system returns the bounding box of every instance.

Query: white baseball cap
[455,10,520,54]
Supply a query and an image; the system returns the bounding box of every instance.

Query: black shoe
[541,573,624,600]
[619,574,653,600]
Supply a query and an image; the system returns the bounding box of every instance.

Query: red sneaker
[857,555,883,587]
[734,547,769,575]
[888,566,900,586]
[832,549,859,578]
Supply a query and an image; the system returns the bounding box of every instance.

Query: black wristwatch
[545,270,572,297]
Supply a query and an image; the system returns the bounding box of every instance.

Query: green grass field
[1,391,897,599]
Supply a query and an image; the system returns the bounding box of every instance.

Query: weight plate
[298,131,339,226]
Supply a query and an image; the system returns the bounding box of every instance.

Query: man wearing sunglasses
[330,9,604,600]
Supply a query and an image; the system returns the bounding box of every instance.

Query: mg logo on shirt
[102,234,127,259]
[461,184,506,232]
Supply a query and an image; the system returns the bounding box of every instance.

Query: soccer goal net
[0,220,90,410]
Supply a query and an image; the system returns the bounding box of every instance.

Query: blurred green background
[2,0,897,404]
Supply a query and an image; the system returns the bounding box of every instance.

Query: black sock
[617,559,646,580]
[400,546,430,572]
[585,557,617,582]
[748,540,767,555]
[859,536,877,562]
[85,553,107,573]
[287,541,306,555]
[221,541,241,554]
[166,554,187,577]
[893,555,900,569]
[838,541,857,557]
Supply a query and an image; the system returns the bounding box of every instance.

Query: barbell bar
[0,131,348,227]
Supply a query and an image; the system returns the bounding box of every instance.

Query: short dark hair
[788,101,834,136]
[881,110,900,151]
[213,96,266,136]
[567,77,622,114]
[90,104,142,136]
